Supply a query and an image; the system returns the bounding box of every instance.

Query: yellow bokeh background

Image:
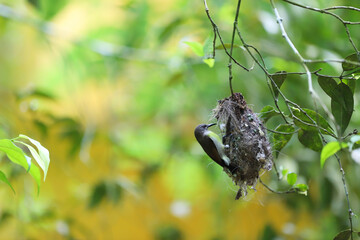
[0,0,359,239]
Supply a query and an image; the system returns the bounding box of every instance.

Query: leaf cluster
[0,135,50,193]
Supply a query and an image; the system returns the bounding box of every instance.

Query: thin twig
[271,69,322,76]
[324,6,360,12]
[236,19,336,139]
[272,159,280,180]
[270,0,337,133]
[334,153,354,239]
[315,72,357,80]
[235,11,336,137]
[202,1,356,235]
[304,59,360,67]
[259,178,297,194]
[228,0,242,96]
[267,128,299,135]
[274,2,355,236]
[268,6,353,235]
[342,129,359,140]
[203,0,249,72]
[234,26,290,123]
[282,0,359,53]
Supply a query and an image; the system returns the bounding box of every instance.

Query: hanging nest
[213,93,273,199]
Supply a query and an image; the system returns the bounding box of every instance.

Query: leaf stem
[259,178,296,194]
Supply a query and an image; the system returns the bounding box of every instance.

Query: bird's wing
[207,131,230,166]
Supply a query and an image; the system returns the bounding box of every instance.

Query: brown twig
[227,0,243,96]
[202,1,356,235]
[203,0,249,72]
[282,0,359,54]
[259,178,297,194]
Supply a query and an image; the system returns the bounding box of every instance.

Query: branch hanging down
[203,0,250,76]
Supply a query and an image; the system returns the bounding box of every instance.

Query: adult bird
[194,123,237,172]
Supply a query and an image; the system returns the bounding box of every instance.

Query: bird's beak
[206,123,216,128]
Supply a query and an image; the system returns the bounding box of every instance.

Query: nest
[213,93,273,199]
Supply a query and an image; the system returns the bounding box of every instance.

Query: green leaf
[41,0,68,20]
[88,182,107,209]
[183,41,204,57]
[0,139,31,171]
[292,107,334,135]
[105,182,122,204]
[88,181,122,209]
[203,58,215,68]
[202,32,215,68]
[320,141,348,168]
[0,139,41,193]
[342,53,360,71]
[14,142,46,180]
[294,183,308,192]
[55,117,83,157]
[287,172,297,185]
[281,168,288,179]
[29,0,69,20]
[203,32,215,59]
[317,76,337,98]
[155,225,183,240]
[17,134,50,181]
[333,229,351,240]
[215,43,241,50]
[259,105,281,123]
[297,129,323,152]
[16,88,56,101]
[158,17,183,43]
[260,225,277,240]
[270,71,287,99]
[272,124,295,158]
[141,163,161,184]
[165,72,184,87]
[28,164,41,194]
[0,171,15,193]
[33,119,48,137]
[331,83,354,135]
[28,0,40,9]
[25,155,32,172]
[354,73,360,81]
[342,79,356,94]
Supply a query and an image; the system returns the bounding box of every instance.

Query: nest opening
[213,93,273,199]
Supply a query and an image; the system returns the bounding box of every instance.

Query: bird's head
[194,123,216,137]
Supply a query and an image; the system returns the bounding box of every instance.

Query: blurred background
[0,0,359,239]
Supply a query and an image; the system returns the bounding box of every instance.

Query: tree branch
[282,0,359,53]
[203,0,250,72]
[227,0,243,96]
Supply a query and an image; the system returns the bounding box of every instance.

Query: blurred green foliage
[0,0,359,239]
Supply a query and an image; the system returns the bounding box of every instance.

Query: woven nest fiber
[213,93,273,199]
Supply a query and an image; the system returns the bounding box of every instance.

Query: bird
[194,123,232,169]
